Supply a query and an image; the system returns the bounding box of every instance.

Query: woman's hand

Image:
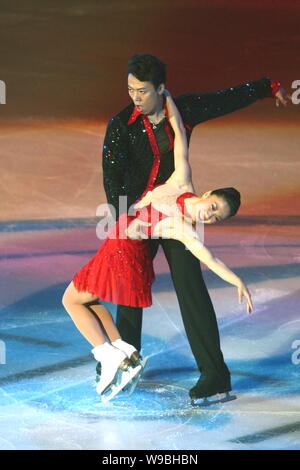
[125,218,151,240]
[237,281,253,314]
[133,191,153,209]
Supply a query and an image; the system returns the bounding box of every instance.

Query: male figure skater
[98,54,289,402]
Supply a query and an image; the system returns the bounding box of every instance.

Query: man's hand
[125,218,151,240]
[275,87,292,107]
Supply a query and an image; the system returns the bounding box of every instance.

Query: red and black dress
[72,212,154,308]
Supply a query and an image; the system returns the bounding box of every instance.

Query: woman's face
[193,195,231,224]
[128,73,163,115]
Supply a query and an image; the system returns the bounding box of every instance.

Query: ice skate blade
[100,365,142,403]
[191,392,237,407]
[95,356,146,389]
[122,356,149,396]
[96,357,131,395]
[130,350,143,367]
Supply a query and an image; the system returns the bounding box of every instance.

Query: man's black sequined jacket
[102,77,272,220]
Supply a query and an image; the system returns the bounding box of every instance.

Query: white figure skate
[93,344,132,396]
[96,348,149,398]
[122,354,149,396]
[100,363,142,403]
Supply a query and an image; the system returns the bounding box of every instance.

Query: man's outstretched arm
[102,116,128,220]
[177,77,289,128]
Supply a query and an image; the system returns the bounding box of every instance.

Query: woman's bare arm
[164,220,253,314]
[186,238,253,314]
[164,90,195,191]
[134,90,195,210]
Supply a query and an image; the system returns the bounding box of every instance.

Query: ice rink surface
[0,130,300,448]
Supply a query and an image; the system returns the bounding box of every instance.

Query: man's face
[128,73,163,115]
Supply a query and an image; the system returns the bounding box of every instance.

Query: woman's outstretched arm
[162,219,253,314]
[185,236,253,314]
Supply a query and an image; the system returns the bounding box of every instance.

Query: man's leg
[115,305,143,351]
[160,238,230,385]
[116,239,160,352]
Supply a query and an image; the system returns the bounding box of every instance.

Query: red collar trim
[127,106,142,125]
[176,192,196,218]
[127,96,168,125]
[127,98,192,131]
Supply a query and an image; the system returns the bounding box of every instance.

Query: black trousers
[116,237,229,377]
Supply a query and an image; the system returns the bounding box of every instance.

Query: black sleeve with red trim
[175,77,272,128]
[102,116,129,220]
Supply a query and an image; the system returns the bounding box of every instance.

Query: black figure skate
[189,373,237,407]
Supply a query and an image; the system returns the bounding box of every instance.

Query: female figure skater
[62,90,252,403]
[62,209,153,401]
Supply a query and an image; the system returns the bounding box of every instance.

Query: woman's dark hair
[211,187,241,218]
[127,54,166,89]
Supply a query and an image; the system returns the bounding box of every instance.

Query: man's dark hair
[211,187,241,218]
[127,54,166,89]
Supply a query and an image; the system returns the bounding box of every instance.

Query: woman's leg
[88,303,142,364]
[86,303,121,343]
[62,281,108,347]
[62,282,141,396]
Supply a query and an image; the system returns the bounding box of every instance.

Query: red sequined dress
[72,183,196,308]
